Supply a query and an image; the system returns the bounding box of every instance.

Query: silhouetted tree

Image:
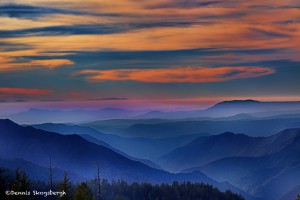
[0,168,8,200]
[115,194,123,200]
[58,171,72,200]
[74,182,94,200]
[20,172,30,193]
[49,156,54,200]
[49,157,53,185]
[8,168,31,200]
[296,194,300,200]
[97,162,101,200]
[98,179,244,200]
[11,168,21,192]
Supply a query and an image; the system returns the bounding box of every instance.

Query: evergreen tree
[49,156,53,190]
[90,179,245,200]
[20,172,31,192]
[58,171,72,200]
[49,156,53,200]
[8,169,32,200]
[74,182,94,200]
[97,162,101,200]
[11,168,21,192]
[0,168,8,200]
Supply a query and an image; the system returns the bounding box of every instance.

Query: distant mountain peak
[219,131,236,136]
[100,108,128,111]
[214,132,249,139]
[216,99,261,105]
[206,99,262,112]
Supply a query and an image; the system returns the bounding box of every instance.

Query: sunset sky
[0,0,300,108]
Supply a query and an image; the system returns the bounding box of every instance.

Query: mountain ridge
[161,128,300,200]
[0,119,222,184]
[158,128,300,172]
[32,123,202,159]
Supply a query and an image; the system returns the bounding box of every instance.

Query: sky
[0,0,300,110]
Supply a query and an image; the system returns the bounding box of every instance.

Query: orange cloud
[77,66,275,83]
[1,0,299,66]
[29,59,74,69]
[0,58,74,71]
[1,0,299,64]
[0,16,68,31]
[0,87,51,95]
[2,21,297,55]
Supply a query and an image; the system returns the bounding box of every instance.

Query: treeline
[0,167,245,200]
[98,180,244,200]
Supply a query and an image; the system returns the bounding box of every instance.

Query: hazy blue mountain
[213,113,257,121]
[121,121,212,138]
[157,133,267,172]
[32,123,203,160]
[113,118,300,138]
[166,128,300,200]
[199,137,300,200]
[5,108,147,124]
[0,119,256,199]
[79,134,162,169]
[0,119,216,183]
[247,110,300,118]
[135,100,300,119]
[136,110,204,119]
[261,113,300,119]
[5,100,300,125]
[213,112,300,121]
[82,113,300,139]
[81,118,172,135]
[205,100,300,116]
[159,128,300,172]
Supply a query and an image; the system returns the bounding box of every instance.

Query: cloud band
[77,66,275,83]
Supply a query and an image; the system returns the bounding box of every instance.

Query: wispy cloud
[0,22,197,38]
[28,59,74,69]
[0,4,69,19]
[0,58,74,71]
[1,1,299,60]
[146,0,223,9]
[0,4,120,19]
[0,87,51,95]
[77,66,275,83]
[2,23,296,53]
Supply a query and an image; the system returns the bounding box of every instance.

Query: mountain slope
[158,128,300,172]
[79,134,162,169]
[158,133,267,172]
[174,128,300,200]
[199,146,300,199]
[116,118,300,138]
[32,123,202,160]
[0,119,225,186]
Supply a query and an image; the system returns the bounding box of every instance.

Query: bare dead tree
[49,156,53,200]
[97,161,101,200]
